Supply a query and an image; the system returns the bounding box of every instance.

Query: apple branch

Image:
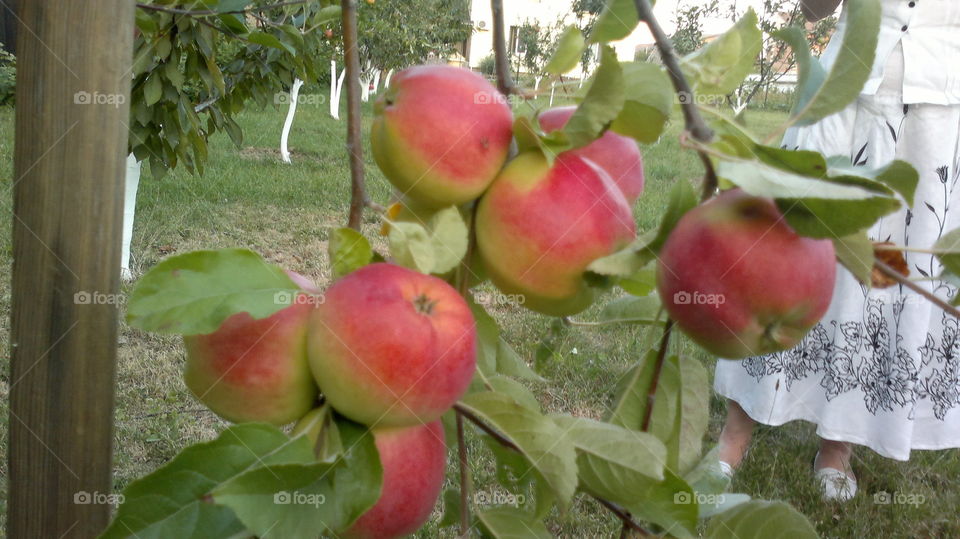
[342,0,368,230]
[453,403,656,536]
[640,319,675,431]
[633,0,718,199]
[875,260,960,320]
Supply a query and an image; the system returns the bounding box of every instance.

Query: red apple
[183,271,320,425]
[372,65,514,207]
[341,421,446,539]
[538,106,645,203]
[308,263,476,427]
[475,152,637,316]
[657,189,836,358]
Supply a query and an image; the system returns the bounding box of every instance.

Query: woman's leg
[815,438,854,478]
[718,399,755,468]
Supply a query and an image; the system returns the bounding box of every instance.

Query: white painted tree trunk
[280,78,304,164]
[371,70,381,94]
[549,82,556,107]
[121,153,141,281]
[534,76,542,91]
[384,69,394,89]
[330,62,347,120]
[360,74,371,102]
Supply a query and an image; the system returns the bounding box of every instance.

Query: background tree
[511,18,565,89]
[671,0,721,56]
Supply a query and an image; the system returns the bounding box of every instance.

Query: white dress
[714,2,960,461]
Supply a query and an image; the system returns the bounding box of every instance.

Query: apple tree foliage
[109,0,960,537]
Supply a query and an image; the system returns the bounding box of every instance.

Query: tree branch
[641,319,675,431]
[633,0,717,198]
[490,0,517,96]
[453,403,656,536]
[341,0,367,230]
[875,260,960,320]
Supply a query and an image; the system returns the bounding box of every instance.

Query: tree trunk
[8,0,131,536]
[281,78,304,163]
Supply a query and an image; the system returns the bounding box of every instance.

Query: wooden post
[7,1,132,536]
[342,0,367,231]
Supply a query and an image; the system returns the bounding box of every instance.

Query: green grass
[0,93,958,538]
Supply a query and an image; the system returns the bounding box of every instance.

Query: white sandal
[814,452,858,502]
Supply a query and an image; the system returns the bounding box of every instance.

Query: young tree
[671,0,721,56]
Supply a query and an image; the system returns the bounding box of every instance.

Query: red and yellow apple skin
[183,271,320,425]
[475,152,637,316]
[341,421,446,539]
[538,106,645,203]
[657,189,836,359]
[307,263,476,428]
[371,65,514,207]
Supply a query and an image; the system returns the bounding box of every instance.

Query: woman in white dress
[714,0,960,501]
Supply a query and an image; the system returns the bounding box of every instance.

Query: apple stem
[875,260,960,320]
[633,0,719,200]
[453,403,656,536]
[455,410,470,536]
[342,0,369,231]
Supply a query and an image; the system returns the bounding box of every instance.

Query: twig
[633,0,718,198]
[341,0,367,230]
[490,0,517,96]
[454,403,656,536]
[456,410,470,537]
[875,260,960,320]
[641,319,675,432]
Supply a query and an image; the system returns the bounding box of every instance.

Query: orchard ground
[0,92,958,537]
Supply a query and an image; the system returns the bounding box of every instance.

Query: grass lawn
[0,91,958,537]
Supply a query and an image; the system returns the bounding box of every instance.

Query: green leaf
[683,446,751,518]
[469,297,544,382]
[619,266,656,296]
[609,354,709,474]
[590,0,640,44]
[834,232,874,285]
[936,228,960,282]
[682,8,762,97]
[534,318,569,370]
[717,160,901,238]
[388,221,435,273]
[459,392,579,510]
[610,61,673,143]
[545,26,585,76]
[553,415,666,483]
[126,248,299,335]
[496,337,545,382]
[477,506,552,538]
[328,227,373,279]
[213,420,382,538]
[488,375,542,413]
[428,206,469,274]
[564,46,625,149]
[773,27,826,118]
[873,160,919,207]
[649,179,699,254]
[144,74,163,106]
[705,500,819,538]
[101,424,310,539]
[212,0,251,13]
[791,0,881,126]
[248,31,296,55]
[598,294,662,325]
